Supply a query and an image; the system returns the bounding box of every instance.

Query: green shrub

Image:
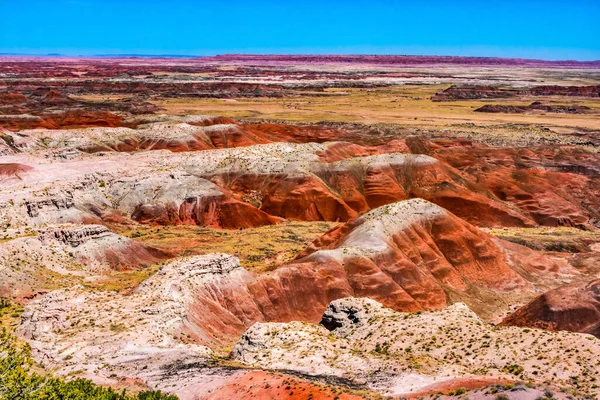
[503,364,524,376]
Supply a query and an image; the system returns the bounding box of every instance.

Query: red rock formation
[7,121,596,229]
[316,139,411,162]
[0,163,33,180]
[198,125,270,148]
[77,123,352,153]
[204,152,535,227]
[0,87,162,131]
[0,110,124,130]
[36,88,75,105]
[43,110,125,129]
[188,116,237,126]
[430,141,600,228]
[502,279,600,337]
[241,123,349,144]
[80,133,215,153]
[132,196,282,228]
[432,85,513,101]
[255,174,359,222]
[292,200,539,310]
[528,85,600,97]
[0,91,29,104]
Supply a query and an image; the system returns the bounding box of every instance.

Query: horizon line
[1,52,599,63]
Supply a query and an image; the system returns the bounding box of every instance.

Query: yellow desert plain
[156,85,600,131]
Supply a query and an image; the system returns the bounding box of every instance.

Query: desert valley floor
[1,55,600,399]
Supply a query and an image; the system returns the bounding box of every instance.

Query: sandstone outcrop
[0,159,282,229]
[40,224,171,268]
[18,273,223,400]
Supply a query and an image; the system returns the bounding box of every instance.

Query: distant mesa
[475,101,592,114]
[432,84,600,101]
[206,54,600,68]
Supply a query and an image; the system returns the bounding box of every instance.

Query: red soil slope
[207,154,535,227]
[430,140,600,228]
[502,279,600,337]
[0,163,33,180]
[205,371,364,400]
[132,196,283,228]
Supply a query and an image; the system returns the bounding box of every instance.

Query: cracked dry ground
[1,56,600,399]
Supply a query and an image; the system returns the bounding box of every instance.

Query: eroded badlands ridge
[2,118,598,230]
[19,199,566,352]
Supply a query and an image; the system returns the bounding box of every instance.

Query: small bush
[448,387,467,395]
[504,364,524,376]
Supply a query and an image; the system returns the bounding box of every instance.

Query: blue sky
[1,0,599,60]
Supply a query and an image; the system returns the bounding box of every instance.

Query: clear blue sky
[1,0,599,60]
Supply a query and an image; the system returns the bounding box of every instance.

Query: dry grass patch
[484,227,600,252]
[116,221,337,273]
[81,264,164,293]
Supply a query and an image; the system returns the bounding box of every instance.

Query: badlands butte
[1,55,600,400]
